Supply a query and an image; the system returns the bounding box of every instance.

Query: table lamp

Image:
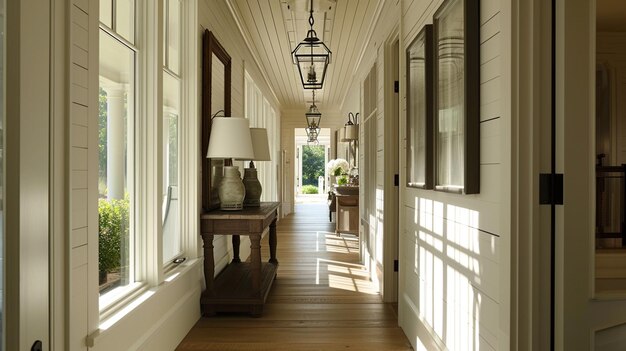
[206,117,255,210]
[237,128,271,207]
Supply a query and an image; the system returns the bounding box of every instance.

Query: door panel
[5,0,50,348]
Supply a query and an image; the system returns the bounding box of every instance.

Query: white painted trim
[135,0,164,287]
[88,0,101,337]
[87,259,202,350]
[382,26,400,303]
[50,0,69,349]
[180,0,201,260]
[5,0,52,348]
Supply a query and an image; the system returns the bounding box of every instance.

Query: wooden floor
[177,204,413,351]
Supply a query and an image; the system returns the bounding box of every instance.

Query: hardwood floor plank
[177,204,412,350]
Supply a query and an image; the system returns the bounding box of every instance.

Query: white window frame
[88,0,202,341]
[162,0,184,267]
[97,5,143,313]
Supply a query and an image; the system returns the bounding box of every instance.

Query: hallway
[177,204,412,350]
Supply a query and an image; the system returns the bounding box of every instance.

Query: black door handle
[31,340,42,351]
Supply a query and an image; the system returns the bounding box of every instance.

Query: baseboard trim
[399,292,447,351]
[88,260,203,351]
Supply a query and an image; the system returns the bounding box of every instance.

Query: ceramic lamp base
[218,166,245,210]
[242,167,262,207]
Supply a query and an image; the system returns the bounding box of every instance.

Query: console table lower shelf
[199,202,281,317]
[201,261,277,316]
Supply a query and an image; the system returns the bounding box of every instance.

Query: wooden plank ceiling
[227,0,379,110]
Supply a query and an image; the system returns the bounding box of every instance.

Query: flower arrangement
[326,158,350,176]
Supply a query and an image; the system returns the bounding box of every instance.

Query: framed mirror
[433,0,480,194]
[406,24,433,189]
[202,30,231,211]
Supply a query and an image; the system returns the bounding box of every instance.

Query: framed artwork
[202,30,232,211]
[433,0,480,194]
[406,25,434,189]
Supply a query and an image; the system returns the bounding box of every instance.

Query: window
[98,1,137,298]
[162,0,182,263]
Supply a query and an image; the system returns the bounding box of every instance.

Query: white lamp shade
[206,117,255,159]
[247,128,271,161]
[343,124,359,141]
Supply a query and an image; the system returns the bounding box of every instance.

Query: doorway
[512,0,626,350]
[294,128,331,204]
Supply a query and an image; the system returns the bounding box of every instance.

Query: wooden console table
[200,202,280,317]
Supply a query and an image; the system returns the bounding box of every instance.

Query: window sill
[87,258,202,347]
[99,282,148,321]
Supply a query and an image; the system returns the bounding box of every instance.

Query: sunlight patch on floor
[315,258,378,294]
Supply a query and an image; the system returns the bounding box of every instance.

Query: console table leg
[250,234,262,297]
[232,235,241,263]
[269,218,278,265]
[202,234,215,296]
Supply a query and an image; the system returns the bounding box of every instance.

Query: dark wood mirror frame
[406,24,434,190]
[432,0,480,195]
[202,30,231,212]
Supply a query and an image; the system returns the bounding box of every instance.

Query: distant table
[200,202,280,316]
[335,194,359,235]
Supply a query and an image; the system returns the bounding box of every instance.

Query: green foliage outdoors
[98,197,130,274]
[337,175,349,186]
[302,145,325,186]
[301,185,319,194]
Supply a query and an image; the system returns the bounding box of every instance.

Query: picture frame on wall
[406,25,434,189]
[433,0,480,194]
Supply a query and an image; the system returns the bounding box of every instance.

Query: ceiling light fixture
[305,89,321,130]
[305,126,320,145]
[291,0,332,90]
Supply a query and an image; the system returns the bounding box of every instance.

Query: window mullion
[99,23,139,52]
[164,0,169,69]
[112,0,116,32]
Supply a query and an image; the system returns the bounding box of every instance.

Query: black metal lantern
[305,90,322,130]
[305,126,320,144]
[291,0,332,90]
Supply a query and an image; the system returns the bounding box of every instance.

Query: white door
[557,0,626,348]
[5,0,50,349]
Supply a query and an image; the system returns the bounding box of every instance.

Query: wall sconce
[341,112,359,141]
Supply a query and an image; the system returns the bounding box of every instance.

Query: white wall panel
[340,0,511,349]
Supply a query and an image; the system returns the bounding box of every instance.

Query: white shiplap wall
[69,0,96,349]
[198,0,282,273]
[401,0,508,350]
[343,0,511,350]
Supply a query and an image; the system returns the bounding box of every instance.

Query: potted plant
[326,158,350,186]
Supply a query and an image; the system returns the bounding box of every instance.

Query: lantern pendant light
[305,126,320,144]
[305,90,322,130]
[291,0,332,90]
